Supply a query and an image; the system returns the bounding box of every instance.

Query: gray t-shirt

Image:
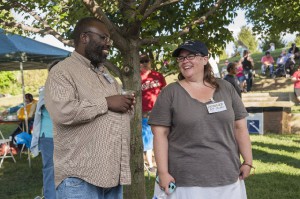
[148,79,248,187]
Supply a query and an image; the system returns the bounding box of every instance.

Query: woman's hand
[239,163,254,180]
[158,172,176,195]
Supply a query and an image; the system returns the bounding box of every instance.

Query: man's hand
[105,95,135,113]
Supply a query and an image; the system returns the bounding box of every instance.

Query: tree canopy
[243,0,300,36]
[237,26,258,53]
[0,0,256,198]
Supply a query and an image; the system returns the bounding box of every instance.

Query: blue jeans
[56,177,122,199]
[39,136,56,199]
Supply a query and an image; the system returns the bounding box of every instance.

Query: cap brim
[172,46,199,57]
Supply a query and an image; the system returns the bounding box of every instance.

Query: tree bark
[122,40,146,199]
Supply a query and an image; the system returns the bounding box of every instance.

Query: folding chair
[14,132,32,167]
[0,131,16,168]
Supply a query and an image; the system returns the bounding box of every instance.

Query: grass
[1,66,299,198]
[141,134,300,199]
[1,111,300,198]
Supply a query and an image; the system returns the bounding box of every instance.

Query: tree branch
[178,0,225,36]
[0,20,74,46]
[138,0,152,16]
[143,0,179,20]
[82,0,121,34]
[140,0,225,45]
[3,1,74,46]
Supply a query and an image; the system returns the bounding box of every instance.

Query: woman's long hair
[178,60,219,89]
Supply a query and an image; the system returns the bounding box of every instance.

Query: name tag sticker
[206,101,227,114]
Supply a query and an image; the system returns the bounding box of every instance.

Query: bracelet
[241,162,256,175]
[242,162,255,169]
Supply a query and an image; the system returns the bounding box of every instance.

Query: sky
[25,9,296,55]
[225,10,296,55]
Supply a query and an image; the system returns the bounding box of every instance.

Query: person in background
[1,93,36,117]
[276,50,288,68]
[291,65,300,105]
[288,43,299,58]
[269,43,275,52]
[236,60,247,93]
[45,17,135,199]
[140,54,166,173]
[149,40,253,198]
[221,59,229,78]
[31,61,58,199]
[2,93,37,147]
[224,62,242,97]
[261,51,275,77]
[241,50,254,92]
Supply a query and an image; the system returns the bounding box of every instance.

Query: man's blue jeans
[39,136,56,199]
[56,177,122,199]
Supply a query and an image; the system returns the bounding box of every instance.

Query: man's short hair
[227,62,236,73]
[73,17,104,47]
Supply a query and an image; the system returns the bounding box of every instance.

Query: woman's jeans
[39,136,56,199]
[56,177,122,199]
[244,70,253,92]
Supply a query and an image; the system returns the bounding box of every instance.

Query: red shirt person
[140,54,166,172]
[261,51,275,76]
[292,65,300,104]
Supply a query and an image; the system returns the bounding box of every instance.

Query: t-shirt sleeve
[148,85,172,127]
[224,81,248,120]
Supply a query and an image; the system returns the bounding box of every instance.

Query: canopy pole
[20,61,31,168]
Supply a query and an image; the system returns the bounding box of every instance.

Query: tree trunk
[122,40,146,199]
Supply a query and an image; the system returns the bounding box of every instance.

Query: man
[261,51,275,76]
[45,17,135,198]
[140,54,166,173]
[224,62,242,97]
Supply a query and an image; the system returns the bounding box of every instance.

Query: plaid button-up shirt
[45,51,131,188]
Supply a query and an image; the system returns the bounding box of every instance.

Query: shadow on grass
[246,172,300,199]
[0,154,43,199]
[252,141,300,153]
[252,148,300,169]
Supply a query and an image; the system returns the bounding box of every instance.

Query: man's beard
[85,41,107,66]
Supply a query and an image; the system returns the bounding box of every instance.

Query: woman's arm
[234,118,253,179]
[152,125,175,194]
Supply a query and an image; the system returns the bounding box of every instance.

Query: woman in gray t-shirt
[149,40,253,199]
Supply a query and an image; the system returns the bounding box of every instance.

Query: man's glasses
[140,60,149,64]
[176,54,203,62]
[84,31,113,45]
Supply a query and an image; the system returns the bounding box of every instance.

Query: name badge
[102,72,114,84]
[206,101,227,114]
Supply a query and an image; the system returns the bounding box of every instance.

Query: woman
[236,60,247,93]
[149,40,253,199]
[241,50,254,92]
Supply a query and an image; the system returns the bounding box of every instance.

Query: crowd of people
[9,16,300,199]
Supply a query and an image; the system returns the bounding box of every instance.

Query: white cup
[121,89,135,96]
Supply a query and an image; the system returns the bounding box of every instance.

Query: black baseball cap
[172,40,209,57]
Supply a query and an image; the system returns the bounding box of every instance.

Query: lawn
[0,127,299,198]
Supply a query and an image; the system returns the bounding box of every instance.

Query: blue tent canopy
[0,28,71,71]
